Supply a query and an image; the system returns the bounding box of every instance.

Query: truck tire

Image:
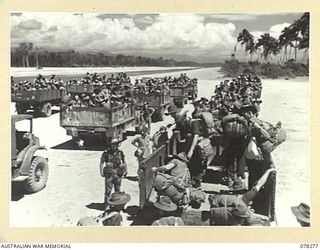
[39,102,52,117]
[16,103,27,114]
[24,156,49,193]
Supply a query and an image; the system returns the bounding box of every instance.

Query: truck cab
[11,115,49,193]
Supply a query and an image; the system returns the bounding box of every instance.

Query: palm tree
[255,33,279,62]
[296,12,309,63]
[279,27,292,63]
[19,42,33,67]
[235,29,254,61]
[283,13,309,62]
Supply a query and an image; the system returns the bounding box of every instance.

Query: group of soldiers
[77,73,289,227]
[69,72,131,86]
[11,75,65,92]
[192,74,262,119]
[64,90,130,109]
[63,72,134,109]
[133,77,170,94]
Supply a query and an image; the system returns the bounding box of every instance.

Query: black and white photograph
[10,12,310,228]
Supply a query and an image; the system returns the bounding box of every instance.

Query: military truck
[133,90,171,122]
[12,89,65,117]
[186,78,198,101]
[11,115,49,193]
[169,85,188,108]
[60,102,143,147]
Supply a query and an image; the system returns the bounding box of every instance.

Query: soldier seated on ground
[151,196,184,226]
[77,191,130,226]
[208,168,276,226]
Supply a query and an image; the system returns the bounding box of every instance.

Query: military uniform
[100,147,127,204]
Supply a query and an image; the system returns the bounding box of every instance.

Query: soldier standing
[132,126,152,206]
[140,102,154,131]
[100,139,127,207]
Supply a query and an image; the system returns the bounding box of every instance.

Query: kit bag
[198,112,217,137]
[221,114,248,137]
[260,123,287,153]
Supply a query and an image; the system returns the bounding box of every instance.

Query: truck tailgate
[60,104,134,128]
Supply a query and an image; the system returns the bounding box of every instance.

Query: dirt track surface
[10,67,309,227]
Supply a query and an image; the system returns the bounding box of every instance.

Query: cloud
[209,14,259,21]
[10,12,237,60]
[17,19,42,30]
[269,22,291,37]
[41,35,55,42]
[48,25,58,32]
[251,22,291,40]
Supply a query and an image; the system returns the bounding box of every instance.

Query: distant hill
[10,49,222,68]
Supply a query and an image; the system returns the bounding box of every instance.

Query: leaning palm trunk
[25,55,29,67]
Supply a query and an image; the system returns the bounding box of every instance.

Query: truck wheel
[24,156,49,193]
[39,103,52,117]
[43,103,52,117]
[16,103,27,114]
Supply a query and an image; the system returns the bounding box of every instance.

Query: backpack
[153,172,187,204]
[189,187,206,208]
[221,114,248,137]
[197,112,217,137]
[260,122,287,152]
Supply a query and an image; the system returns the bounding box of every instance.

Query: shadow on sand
[86,202,106,211]
[11,182,25,201]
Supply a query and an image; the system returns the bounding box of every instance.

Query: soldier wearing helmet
[100,138,127,208]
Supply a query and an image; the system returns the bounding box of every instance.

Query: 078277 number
[300,244,319,248]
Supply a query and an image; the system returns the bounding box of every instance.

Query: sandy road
[10,67,309,227]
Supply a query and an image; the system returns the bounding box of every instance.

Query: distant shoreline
[12,66,204,81]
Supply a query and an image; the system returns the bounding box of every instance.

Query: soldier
[291,203,310,227]
[209,168,276,226]
[132,126,152,170]
[151,196,184,226]
[77,191,131,226]
[100,191,131,226]
[140,102,154,131]
[100,139,127,207]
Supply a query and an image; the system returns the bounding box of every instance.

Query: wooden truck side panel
[11,89,63,103]
[60,104,134,129]
[66,84,95,94]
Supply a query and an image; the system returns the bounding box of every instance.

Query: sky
[10,12,304,63]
